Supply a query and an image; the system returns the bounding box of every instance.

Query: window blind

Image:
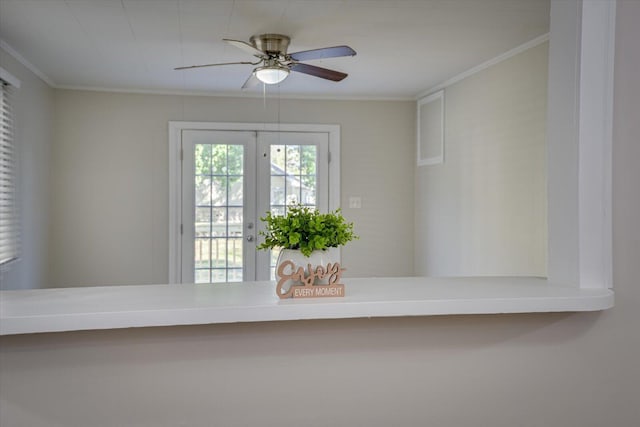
[0,79,18,266]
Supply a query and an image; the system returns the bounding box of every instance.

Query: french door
[180,129,329,283]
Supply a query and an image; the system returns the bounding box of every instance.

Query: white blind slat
[0,79,18,266]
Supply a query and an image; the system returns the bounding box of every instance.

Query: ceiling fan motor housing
[250,34,290,56]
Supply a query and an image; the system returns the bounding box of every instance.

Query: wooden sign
[276,260,346,299]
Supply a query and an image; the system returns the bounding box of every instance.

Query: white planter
[275,248,340,294]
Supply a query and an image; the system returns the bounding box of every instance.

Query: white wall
[49,91,415,287]
[0,47,53,290]
[415,43,548,277]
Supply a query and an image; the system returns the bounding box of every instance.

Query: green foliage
[258,205,358,257]
[195,144,243,176]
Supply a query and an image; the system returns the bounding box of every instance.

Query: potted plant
[257,204,358,282]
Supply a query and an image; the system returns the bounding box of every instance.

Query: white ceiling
[0,0,549,99]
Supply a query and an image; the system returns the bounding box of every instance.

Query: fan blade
[241,73,260,89]
[290,63,348,81]
[289,45,356,62]
[174,61,255,70]
[224,38,265,57]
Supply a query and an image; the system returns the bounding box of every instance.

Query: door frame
[168,121,341,284]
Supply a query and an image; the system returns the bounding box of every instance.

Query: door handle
[246,235,254,242]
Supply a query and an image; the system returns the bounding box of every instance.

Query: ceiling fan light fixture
[254,65,289,84]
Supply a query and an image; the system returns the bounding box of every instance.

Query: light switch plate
[349,196,362,209]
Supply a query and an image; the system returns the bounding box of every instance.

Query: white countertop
[0,277,614,335]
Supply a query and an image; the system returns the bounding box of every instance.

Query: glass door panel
[182,130,256,284]
[256,132,329,280]
[181,129,328,283]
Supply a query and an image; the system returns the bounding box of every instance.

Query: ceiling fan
[175,34,356,88]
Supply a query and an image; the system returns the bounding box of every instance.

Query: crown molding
[416,33,550,100]
[53,84,415,102]
[0,39,55,87]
